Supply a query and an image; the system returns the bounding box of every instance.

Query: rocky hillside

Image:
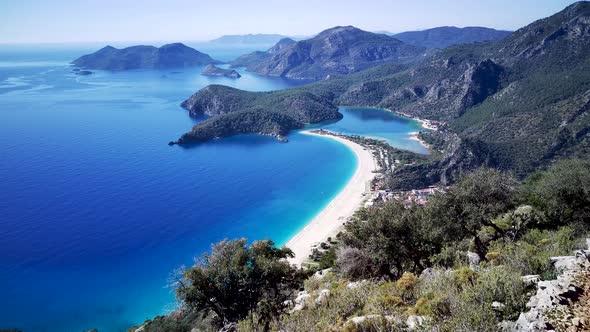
[72,43,220,70]
[231,26,425,80]
[393,26,511,49]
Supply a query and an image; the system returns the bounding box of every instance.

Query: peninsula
[170,85,341,144]
[72,43,220,71]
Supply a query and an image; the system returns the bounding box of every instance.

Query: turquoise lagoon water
[0,45,425,331]
[318,107,429,154]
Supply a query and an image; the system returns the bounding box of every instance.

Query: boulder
[315,289,330,305]
[467,251,481,270]
[406,315,426,330]
[291,291,311,312]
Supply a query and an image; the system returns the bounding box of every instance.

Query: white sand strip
[285,130,377,267]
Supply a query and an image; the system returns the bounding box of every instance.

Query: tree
[521,159,590,227]
[339,202,442,279]
[428,168,518,260]
[175,239,305,329]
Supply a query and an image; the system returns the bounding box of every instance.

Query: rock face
[500,240,590,331]
[393,26,512,49]
[231,26,425,80]
[72,43,220,71]
[201,64,241,78]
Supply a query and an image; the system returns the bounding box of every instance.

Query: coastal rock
[201,64,241,78]
[75,70,93,75]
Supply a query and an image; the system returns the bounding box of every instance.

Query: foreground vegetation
[131,159,590,331]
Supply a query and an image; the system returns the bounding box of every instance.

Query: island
[71,43,220,71]
[201,64,241,78]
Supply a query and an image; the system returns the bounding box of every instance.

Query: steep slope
[232,26,425,80]
[393,26,511,49]
[72,43,220,70]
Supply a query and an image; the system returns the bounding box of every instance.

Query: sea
[0,43,426,332]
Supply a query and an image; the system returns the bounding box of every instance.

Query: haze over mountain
[230,26,425,80]
[230,38,297,69]
[180,1,590,183]
[208,34,293,46]
[393,26,512,49]
[72,43,220,71]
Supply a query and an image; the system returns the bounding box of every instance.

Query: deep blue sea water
[0,44,425,331]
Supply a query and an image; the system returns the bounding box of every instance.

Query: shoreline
[285,130,378,267]
[338,106,435,151]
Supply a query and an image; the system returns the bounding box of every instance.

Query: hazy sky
[0,0,581,43]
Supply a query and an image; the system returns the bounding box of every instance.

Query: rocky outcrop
[500,239,590,331]
[72,43,220,71]
[201,64,241,78]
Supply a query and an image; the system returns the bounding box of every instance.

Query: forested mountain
[229,26,425,80]
[393,26,511,49]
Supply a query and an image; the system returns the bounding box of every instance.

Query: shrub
[336,246,375,280]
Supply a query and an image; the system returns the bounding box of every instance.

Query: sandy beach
[286,131,377,267]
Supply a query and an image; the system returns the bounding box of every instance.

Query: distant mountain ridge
[393,26,512,49]
[72,43,220,71]
[230,26,426,80]
[230,38,296,69]
[209,34,292,45]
